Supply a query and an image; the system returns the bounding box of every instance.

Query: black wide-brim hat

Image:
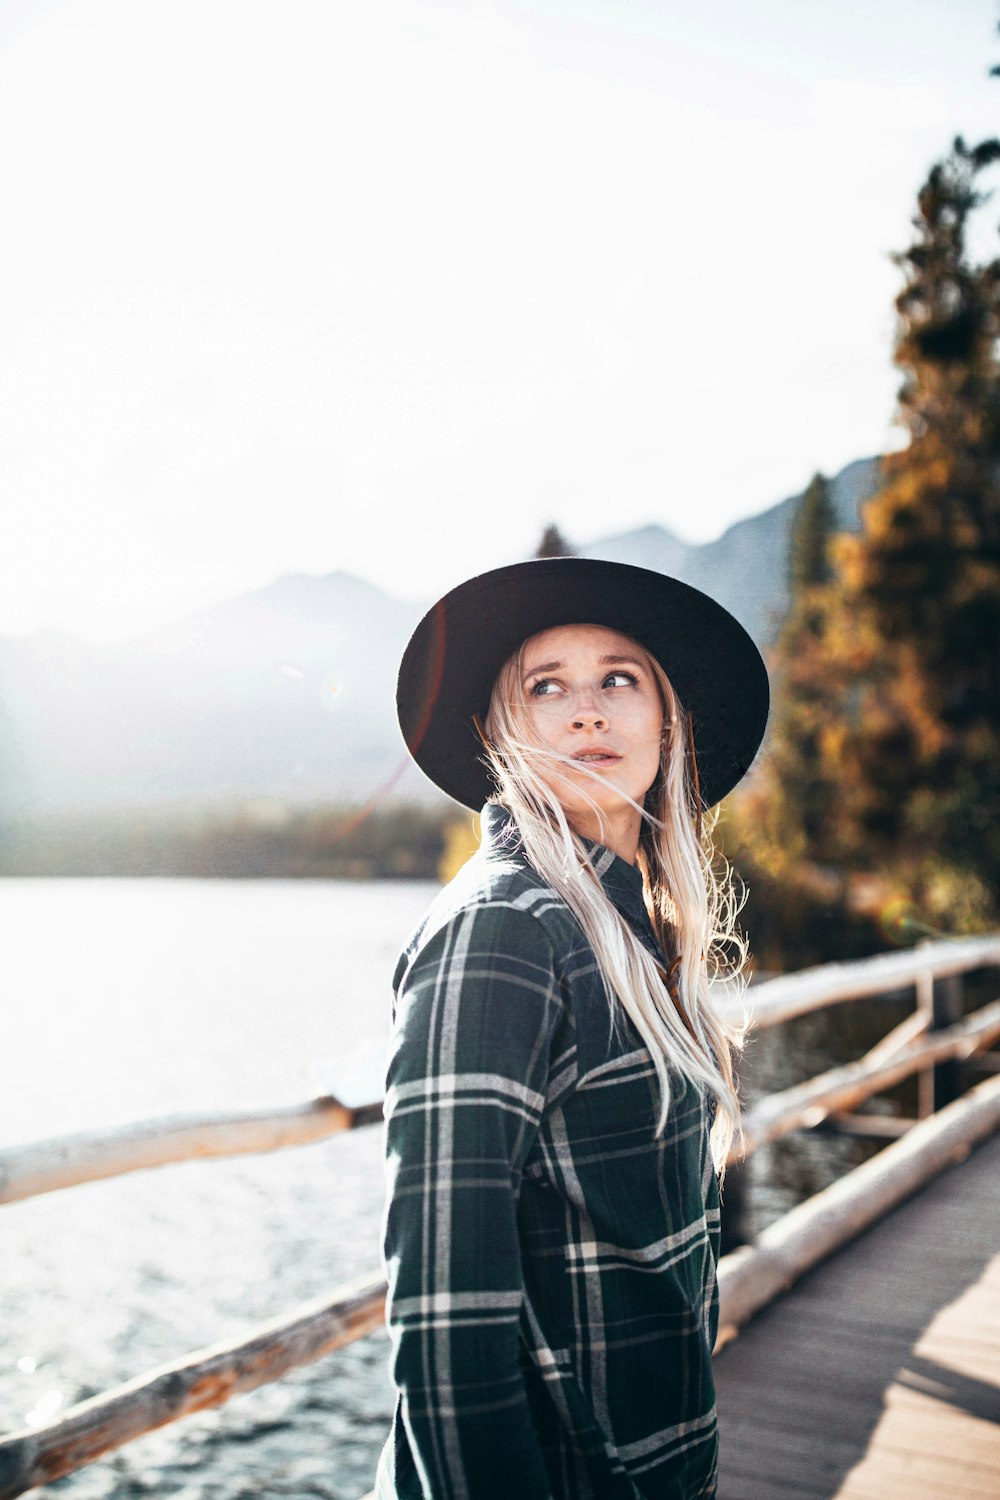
[396,557,769,812]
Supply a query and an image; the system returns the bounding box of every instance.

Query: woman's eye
[529,671,637,697]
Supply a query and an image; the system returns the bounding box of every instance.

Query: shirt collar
[480,802,649,926]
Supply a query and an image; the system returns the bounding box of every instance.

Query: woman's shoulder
[452,844,554,906]
[394,850,577,986]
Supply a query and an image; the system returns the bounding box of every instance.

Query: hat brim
[396,557,769,812]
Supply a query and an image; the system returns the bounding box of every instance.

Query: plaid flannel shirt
[376,803,721,1500]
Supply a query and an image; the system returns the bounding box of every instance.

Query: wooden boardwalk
[714,1129,1000,1500]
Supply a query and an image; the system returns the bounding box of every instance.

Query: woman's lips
[571,750,622,764]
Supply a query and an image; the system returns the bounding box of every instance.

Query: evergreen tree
[718,468,884,968]
[535,524,575,558]
[789,472,836,594]
[727,132,1000,954]
[829,135,1000,921]
[735,473,841,871]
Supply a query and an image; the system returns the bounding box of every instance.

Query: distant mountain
[582,456,881,643]
[0,571,424,817]
[0,456,883,819]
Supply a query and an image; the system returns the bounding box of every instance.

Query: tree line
[0,803,457,882]
[724,123,1000,966]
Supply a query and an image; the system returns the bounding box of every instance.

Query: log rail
[1,936,999,1498]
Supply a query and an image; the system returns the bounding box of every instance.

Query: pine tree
[726,132,1000,955]
[818,136,1000,925]
[789,472,836,595]
[535,524,575,558]
[734,473,841,872]
[718,468,881,967]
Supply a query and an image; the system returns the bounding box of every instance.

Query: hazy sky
[5,0,1000,642]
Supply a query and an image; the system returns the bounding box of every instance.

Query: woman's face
[517,622,664,851]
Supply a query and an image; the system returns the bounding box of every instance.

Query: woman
[376,557,769,1500]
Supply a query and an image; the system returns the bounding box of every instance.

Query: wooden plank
[718,1471,833,1500]
[715,1130,1000,1500]
[776,1229,999,1285]
[762,1307,1000,1359]
[0,1269,387,1499]
[0,1096,382,1206]
[720,1421,884,1493]
[835,1481,953,1500]
[722,1413,1000,1500]
[725,1379,996,1442]
[732,998,1000,1162]
[836,1484,978,1500]
[836,1473,991,1500]
[717,1075,1000,1342]
[715,935,1000,1030]
[819,1110,913,1138]
[863,1005,929,1062]
[871,1407,1000,1460]
[834,1452,1000,1500]
[755,1254,1000,1312]
[723,1368,1000,1441]
[918,1343,1000,1378]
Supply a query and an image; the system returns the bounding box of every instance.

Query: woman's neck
[568,807,641,866]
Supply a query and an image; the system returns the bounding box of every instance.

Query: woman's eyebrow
[522,659,562,679]
[522,653,645,681]
[599,654,645,668]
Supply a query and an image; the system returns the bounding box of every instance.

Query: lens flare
[878,897,943,946]
[320,674,345,711]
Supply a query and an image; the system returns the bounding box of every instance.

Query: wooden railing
[2,935,999,1499]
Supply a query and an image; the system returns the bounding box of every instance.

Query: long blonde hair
[481,634,748,1171]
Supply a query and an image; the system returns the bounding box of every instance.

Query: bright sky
[5,0,1000,643]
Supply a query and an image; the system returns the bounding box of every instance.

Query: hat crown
[397,557,769,811]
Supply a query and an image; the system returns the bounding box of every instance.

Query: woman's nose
[570,693,606,729]
[572,710,606,728]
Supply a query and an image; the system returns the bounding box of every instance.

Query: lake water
[1,879,906,1499]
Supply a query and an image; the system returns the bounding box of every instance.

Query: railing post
[931,972,965,1109]
[916,971,934,1118]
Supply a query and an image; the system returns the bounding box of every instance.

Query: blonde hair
[481,634,748,1171]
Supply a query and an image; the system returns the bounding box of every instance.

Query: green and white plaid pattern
[376,803,720,1500]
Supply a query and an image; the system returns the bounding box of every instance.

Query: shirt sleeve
[381,899,564,1500]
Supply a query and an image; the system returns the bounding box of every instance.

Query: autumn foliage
[727,136,1000,965]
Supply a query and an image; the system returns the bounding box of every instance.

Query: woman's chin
[542,774,638,826]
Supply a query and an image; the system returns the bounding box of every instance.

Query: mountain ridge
[1,455,883,817]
